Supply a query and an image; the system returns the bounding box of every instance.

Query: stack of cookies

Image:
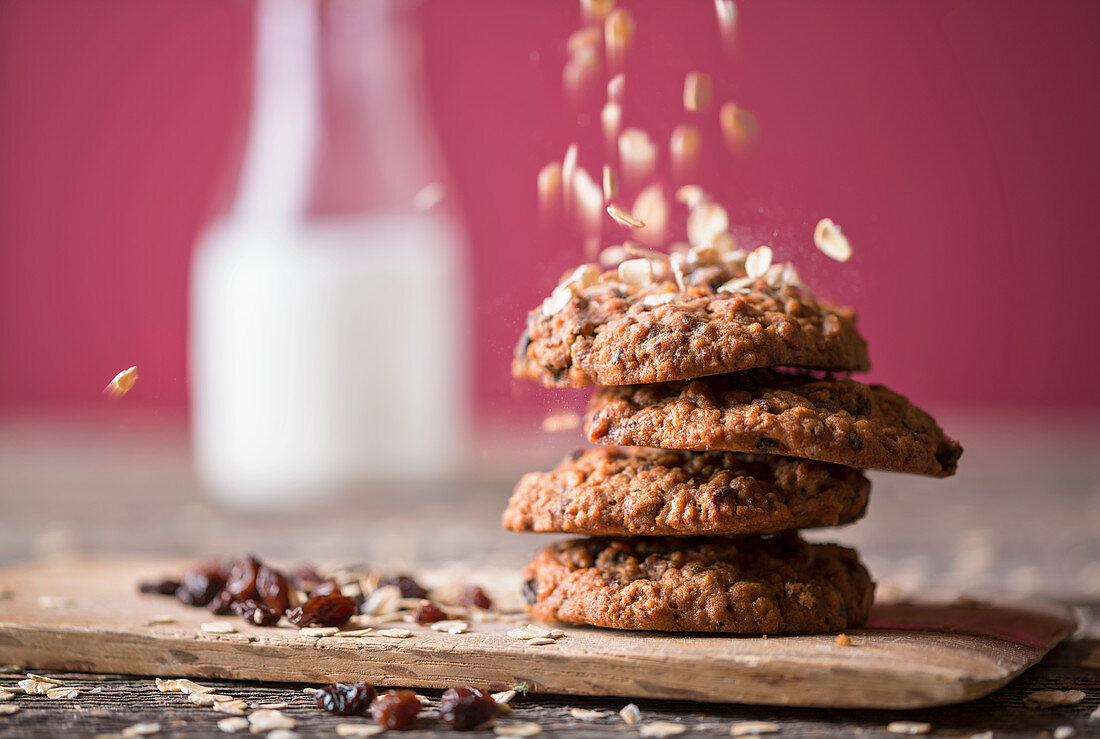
[504,249,962,634]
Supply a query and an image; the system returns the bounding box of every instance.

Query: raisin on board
[315,682,376,716]
[379,575,428,599]
[459,586,492,610]
[176,560,228,607]
[226,555,262,602]
[206,589,235,616]
[413,602,447,625]
[439,686,497,730]
[138,579,180,596]
[286,593,357,628]
[231,599,282,627]
[256,563,296,613]
[370,689,422,730]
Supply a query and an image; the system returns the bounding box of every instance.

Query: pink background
[2,0,1099,421]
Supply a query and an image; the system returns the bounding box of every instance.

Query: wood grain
[0,557,1075,709]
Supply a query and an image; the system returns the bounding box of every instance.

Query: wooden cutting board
[0,557,1074,709]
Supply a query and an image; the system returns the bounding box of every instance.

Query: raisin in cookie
[504,447,869,536]
[586,370,962,476]
[512,261,869,388]
[521,534,874,634]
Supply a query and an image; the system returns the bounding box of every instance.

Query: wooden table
[1,414,1098,737]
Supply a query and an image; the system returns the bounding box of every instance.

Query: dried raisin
[413,602,446,625]
[177,560,228,607]
[226,555,262,602]
[370,689,421,730]
[231,599,282,627]
[138,579,180,596]
[379,575,427,599]
[521,578,538,606]
[315,682,376,715]
[206,589,235,615]
[459,586,492,610]
[256,564,295,613]
[286,593,356,628]
[439,686,497,730]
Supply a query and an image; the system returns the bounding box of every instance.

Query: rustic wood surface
[0,416,1098,736]
[0,557,1078,712]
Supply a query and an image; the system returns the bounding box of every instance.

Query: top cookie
[586,370,962,476]
[512,257,869,388]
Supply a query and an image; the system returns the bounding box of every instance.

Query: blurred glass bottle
[191,0,468,508]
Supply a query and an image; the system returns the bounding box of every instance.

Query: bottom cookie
[522,534,873,634]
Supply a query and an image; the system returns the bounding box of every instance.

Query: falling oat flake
[104,366,138,399]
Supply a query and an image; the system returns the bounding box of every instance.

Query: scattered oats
[582,0,614,23]
[632,185,669,245]
[675,185,708,208]
[604,7,635,67]
[599,244,630,268]
[607,204,646,229]
[494,724,542,737]
[104,366,139,399]
[573,166,604,234]
[122,723,161,737]
[362,584,403,616]
[248,709,297,733]
[213,699,249,716]
[618,128,657,184]
[0,692,13,702]
[413,182,444,211]
[559,263,601,291]
[17,680,42,695]
[430,619,470,634]
[618,258,654,286]
[570,708,604,720]
[189,692,216,706]
[887,722,931,735]
[719,101,758,153]
[537,162,563,216]
[336,725,385,738]
[1024,689,1085,708]
[377,628,412,638]
[1054,727,1076,739]
[266,731,299,739]
[620,703,642,724]
[640,721,686,737]
[540,285,572,317]
[217,717,250,734]
[744,246,773,280]
[687,202,729,248]
[492,690,516,705]
[643,293,676,307]
[603,165,618,201]
[813,217,852,262]
[0,704,18,715]
[562,144,578,196]
[145,615,175,625]
[201,622,237,635]
[566,26,601,57]
[683,72,713,112]
[602,101,623,145]
[835,633,852,646]
[25,673,62,685]
[302,688,319,695]
[718,275,754,294]
[549,629,565,638]
[730,722,779,736]
[37,595,75,609]
[299,626,340,638]
[154,678,180,693]
[337,628,375,638]
[526,637,556,646]
[670,124,702,176]
[715,0,737,47]
[176,679,215,695]
[46,687,81,699]
[607,73,625,103]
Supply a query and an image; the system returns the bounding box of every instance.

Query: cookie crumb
[834,633,852,646]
